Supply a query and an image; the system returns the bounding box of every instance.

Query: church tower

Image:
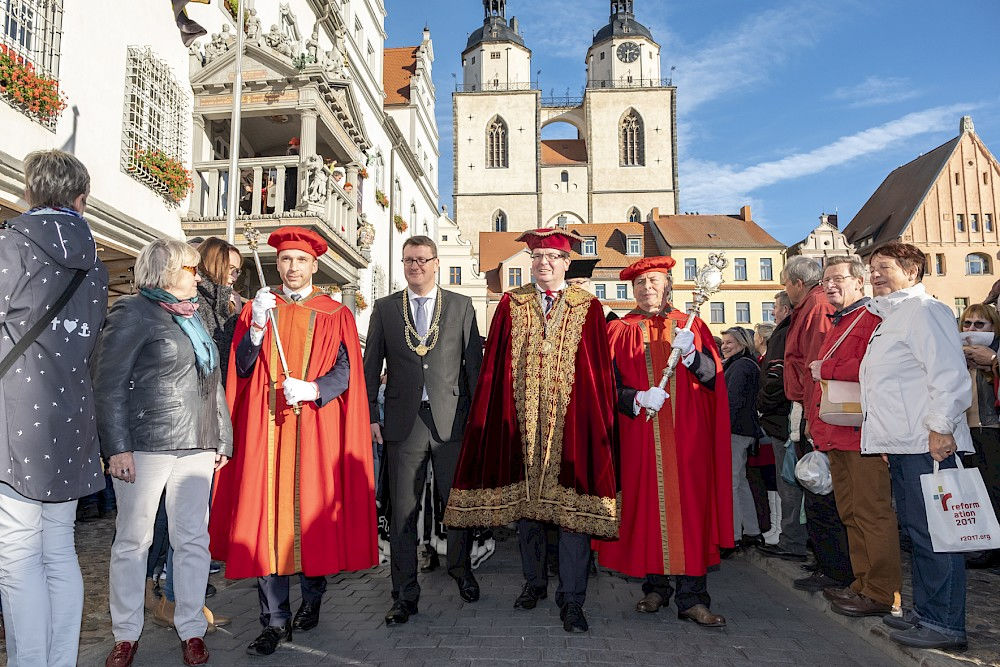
[453,0,539,251]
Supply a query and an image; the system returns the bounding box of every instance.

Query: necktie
[543,290,557,316]
[290,293,302,302]
[414,297,429,336]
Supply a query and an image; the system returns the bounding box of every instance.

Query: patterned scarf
[139,287,219,376]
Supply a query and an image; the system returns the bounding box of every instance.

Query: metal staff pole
[224,0,247,244]
[244,222,301,416]
[646,253,728,421]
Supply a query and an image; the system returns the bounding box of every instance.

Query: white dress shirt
[408,287,438,401]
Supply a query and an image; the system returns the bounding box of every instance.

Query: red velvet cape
[443,285,620,538]
[209,291,377,578]
[594,310,734,576]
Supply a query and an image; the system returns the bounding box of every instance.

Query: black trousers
[964,427,1000,522]
[257,573,327,628]
[795,437,854,584]
[387,402,471,603]
[518,519,590,607]
[643,574,710,613]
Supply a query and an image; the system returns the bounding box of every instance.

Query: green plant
[0,45,67,122]
[375,189,389,208]
[131,149,193,203]
[393,214,408,233]
[355,292,368,311]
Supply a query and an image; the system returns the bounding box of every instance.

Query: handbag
[817,311,865,427]
[0,268,87,378]
[920,457,1000,552]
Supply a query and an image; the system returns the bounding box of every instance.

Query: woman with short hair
[720,326,763,554]
[860,241,971,650]
[94,238,232,667]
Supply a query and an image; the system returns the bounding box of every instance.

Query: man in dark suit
[364,236,483,625]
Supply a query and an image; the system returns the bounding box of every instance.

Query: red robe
[594,309,733,577]
[443,285,619,538]
[209,289,377,578]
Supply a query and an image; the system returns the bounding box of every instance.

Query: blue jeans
[889,452,966,638]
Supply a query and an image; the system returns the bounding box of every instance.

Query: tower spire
[611,0,634,18]
[484,0,507,21]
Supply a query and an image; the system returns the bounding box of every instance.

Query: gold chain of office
[402,289,443,356]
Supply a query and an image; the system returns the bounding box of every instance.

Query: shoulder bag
[817,310,865,427]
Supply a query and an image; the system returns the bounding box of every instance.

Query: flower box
[355,292,368,311]
[393,214,408,233]
[0,45,67,125]
[129,149,194,204]
[375,189,389,209]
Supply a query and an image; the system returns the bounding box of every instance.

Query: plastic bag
[795,450,832,495]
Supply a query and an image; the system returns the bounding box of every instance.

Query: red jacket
[807,303,881,451]
[783,284,834,408]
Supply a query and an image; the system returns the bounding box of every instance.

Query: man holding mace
[594,256,733,627]
[444,228,619,633]
[208,226,376,656]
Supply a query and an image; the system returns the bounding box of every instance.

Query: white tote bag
[920,457,1000,553]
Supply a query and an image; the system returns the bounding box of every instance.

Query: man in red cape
[444,228,618,634]
[594,256,734,627]
[208,227,376,656]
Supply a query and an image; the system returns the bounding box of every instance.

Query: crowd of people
[0,150,996,666]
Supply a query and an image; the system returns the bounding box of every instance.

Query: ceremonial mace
[243,222,301,416]
[646,252,728,421]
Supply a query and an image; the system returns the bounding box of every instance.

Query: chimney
[829,213,838,229]
[651,207,659,221]
[740,205,751,221]
[960,115,975,134]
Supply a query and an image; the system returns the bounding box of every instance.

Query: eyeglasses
[530,252,568,263]
[402,257,437,266]
[229,267,242,278]
[821,275,853,285]
[963,320,990,330]
[181,265,198,276]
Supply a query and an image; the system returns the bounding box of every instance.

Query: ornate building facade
[452,0,679,251]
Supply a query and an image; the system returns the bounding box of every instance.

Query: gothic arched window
[493,210,508,232]
[620,109,644,167]
[627,206,642,222]
[487,116,508,168]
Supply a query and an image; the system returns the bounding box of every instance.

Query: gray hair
[824,254,866,280]
[754,322,776,343]
[780,256,823,287]
[722,326,756,354]
[134,238,200,290]
[23,149,90,209]
[774,291,792,311]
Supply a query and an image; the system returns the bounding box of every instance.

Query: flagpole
[224,0,247,244]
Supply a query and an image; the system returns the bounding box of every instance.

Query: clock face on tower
[616,41,640,63]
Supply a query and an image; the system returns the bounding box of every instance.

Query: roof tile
[383,47,419,106]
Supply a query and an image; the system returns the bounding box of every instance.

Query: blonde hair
[134,238,200,290]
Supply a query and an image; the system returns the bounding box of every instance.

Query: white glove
[283,377,319,405]
[635,386,669,413]
[251,287,276,328]
[789,401,803,443]
[672,329,695,356]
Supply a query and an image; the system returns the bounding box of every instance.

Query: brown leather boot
[153,597,175,628]
[635,592,664,613]
[143,578,158,612]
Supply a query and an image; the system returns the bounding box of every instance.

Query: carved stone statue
[279,3,301,42]
[204,32,228,62]
[357,213,375,251]
[303,154,329,205]
[220,24,236,48]
[244,8,263,46]
[323,26,346,76]
[305,23,320,62]
[188,41,204,70]
[264,24,292,57]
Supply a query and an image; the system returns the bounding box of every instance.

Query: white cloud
[830,75,922,108]
[680,103,975,215]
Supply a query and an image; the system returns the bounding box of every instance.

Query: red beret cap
[620,256,676,281]
[515,228,581,253]
[267,226,328,258]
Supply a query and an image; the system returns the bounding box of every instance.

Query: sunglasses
[963,320,990,330]
[181,265,198,276]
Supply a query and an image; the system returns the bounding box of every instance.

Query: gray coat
[363,288,482,443]
[0,211,108,502]
[92,295,233,459]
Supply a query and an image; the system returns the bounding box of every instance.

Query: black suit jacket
[363,288,482,443]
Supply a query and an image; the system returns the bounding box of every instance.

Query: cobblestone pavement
[3,514,994,666]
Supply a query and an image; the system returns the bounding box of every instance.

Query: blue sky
[385,0,1000,245]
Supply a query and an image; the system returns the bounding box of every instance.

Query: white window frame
[616,283,627,300]
[626,236,641,256]
[595,284,606,299]
[1,0,62,78]
[582,237,597,256]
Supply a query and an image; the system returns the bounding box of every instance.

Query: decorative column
[188,116,208,217]
[341,283,358,314]
[299,110,318,157]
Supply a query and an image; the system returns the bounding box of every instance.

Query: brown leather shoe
[105,640,139,667]
[678,603,726,627]
[635,592,664,613]
[181,637,209,666]
[822,586,858,602]
[831,593,892,617]
[152,596,175,628]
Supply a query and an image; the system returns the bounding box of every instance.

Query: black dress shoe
[204,583,216,599]
[246,622,292,656]
[793,571,851,593]
[384,600,417,625]
[292,601,320,632]
[455,574,480,603]
[513,582,547,610]
[756,543,808,562]
[740,534,765,549]
[561,602,589,632]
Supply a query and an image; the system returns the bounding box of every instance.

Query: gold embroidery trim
[641,320,670,573]
[266,333,279,574]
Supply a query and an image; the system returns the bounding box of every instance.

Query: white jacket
[859,283,973,455]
